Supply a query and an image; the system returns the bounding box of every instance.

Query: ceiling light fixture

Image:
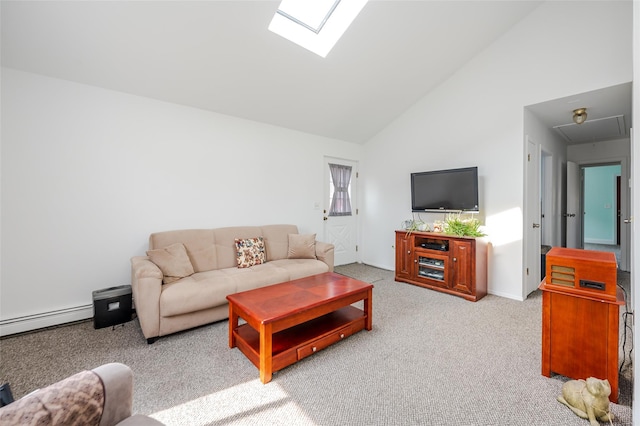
[573,108,587,125]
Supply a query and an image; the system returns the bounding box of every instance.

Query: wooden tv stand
[395,230,487,301]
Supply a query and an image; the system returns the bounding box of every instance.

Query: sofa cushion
[235,237,266,268]
[147,243,195,284]
[287,233,317,259]
[270,259,330,280]
[160,271,237,317]
[225,262,290,292]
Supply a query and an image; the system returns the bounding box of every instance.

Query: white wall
[360,1,632,300]
[0,68,362,334]
[0,1,634,331]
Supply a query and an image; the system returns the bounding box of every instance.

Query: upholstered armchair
[0,363,162,425]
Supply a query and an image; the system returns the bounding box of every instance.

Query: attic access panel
[553,115,626,144]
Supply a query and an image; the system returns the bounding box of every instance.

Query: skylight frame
[276,0,340,35]
[268,0,369,58]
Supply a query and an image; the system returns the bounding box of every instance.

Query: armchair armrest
[315,241,334,272]
[93,363,133,426]
[130,256,163,341]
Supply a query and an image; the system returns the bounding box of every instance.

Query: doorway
[582,163,622,265]
[524,83,632,296]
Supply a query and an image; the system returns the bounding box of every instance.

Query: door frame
[523,135,541,298]
[575,159,629,271]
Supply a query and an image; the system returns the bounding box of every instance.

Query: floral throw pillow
[235,237,266,268]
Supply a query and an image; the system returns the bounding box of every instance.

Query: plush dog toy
[557,377,613,426]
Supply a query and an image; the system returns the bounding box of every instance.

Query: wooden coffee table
[227,272,373,383]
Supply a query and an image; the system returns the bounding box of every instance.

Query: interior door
[525,138,541,297]
[324,157,358,266]
[566,161,582,248]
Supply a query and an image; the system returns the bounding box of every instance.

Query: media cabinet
[395,230,487,301]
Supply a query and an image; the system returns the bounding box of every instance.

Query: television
[411,166,479,212]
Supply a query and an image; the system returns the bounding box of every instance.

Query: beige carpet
[0,264,633,425]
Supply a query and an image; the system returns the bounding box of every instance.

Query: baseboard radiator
[0,304,93,337]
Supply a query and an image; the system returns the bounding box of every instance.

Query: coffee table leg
[259,323,273,383]
[229,303,238,348]
[364,288,373,331]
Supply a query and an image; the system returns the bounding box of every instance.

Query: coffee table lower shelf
[233,306,366,374]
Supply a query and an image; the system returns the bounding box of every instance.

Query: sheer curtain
[329,163,352,216]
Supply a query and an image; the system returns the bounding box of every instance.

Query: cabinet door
[395,233,412,279]
[451,240,474,294]
[414,250,448,288]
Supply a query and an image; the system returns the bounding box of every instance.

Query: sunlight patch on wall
[485,207,523,247]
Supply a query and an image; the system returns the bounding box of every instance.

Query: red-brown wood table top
[227,272,373,383]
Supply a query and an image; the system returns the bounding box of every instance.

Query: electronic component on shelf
[420,242,448,251]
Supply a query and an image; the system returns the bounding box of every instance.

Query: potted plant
[443,213,486,237]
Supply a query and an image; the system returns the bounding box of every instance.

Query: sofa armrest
[131,256,163,341]
[315,241,335,272]
[93,363,133,426]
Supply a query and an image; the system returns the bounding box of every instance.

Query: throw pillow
[146,243,195,284]
[235,237,266,268]
[287,234,317,259]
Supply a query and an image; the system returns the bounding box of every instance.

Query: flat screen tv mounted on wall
[411,166,479,212]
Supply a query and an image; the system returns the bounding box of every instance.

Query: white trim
[488,289,525,302]
[584,238,617,245]
[0,304,93,337]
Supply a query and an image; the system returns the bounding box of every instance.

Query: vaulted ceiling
[2,1,548,144]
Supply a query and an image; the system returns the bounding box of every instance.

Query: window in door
[328,163,352,216]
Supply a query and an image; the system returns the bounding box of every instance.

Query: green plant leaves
[443,214,486,237]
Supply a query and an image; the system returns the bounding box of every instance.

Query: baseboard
[0,304,93,337]
[358,261,393,271]
[584,238,617,245]
[488,289,525,302]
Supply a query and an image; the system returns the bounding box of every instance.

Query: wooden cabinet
[539,247,623,403]
[395,231,487,301]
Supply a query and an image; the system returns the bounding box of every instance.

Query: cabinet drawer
[297,321,363,360]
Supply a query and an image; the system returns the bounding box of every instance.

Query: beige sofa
[0,363,162,425]
[131,224,334,343]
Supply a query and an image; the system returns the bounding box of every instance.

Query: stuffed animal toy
[557,377,613,426]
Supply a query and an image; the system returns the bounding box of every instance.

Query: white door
[566,161,582,248]
[324,157,358,266]
[525,138,541,297]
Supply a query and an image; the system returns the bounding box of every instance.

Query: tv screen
[411,167,479,212]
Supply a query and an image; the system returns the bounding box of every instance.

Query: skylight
[268,0,368,58]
